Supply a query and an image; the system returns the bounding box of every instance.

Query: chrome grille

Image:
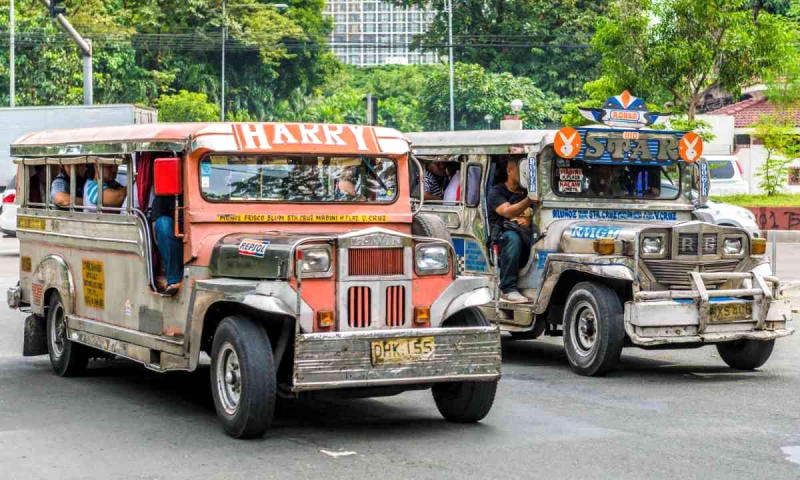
[644,259,741,289]
[678,233,698,255]
[347,286,371,328]
[702,234,717,254]
[385,285,406,327]
[348,248,404,276]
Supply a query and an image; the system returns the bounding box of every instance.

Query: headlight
[299,246,332,275]
[723,238,743,255]
[415,244,450,275]
[641,236,664,255]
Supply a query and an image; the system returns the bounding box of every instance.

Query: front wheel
[210,316,276,439]
[716,339,775,370]
[562,281,625,376]
[432,307,497,423]
[46,292,88,376]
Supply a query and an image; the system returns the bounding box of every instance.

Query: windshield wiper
[360,155,388,190]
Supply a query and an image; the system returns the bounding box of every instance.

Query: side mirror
[518,156,539,201]
[154,157,182,196]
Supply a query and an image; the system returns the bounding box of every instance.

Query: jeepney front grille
[348,286,372,328]
[644,259,741,289]
[678,233,719,255]
[348,248,404,276]
[385,285,406,327]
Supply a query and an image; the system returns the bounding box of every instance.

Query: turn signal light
[751,237,766,255]
[413,307,431,327]
[316,310,335,331]
[593,238,616,255]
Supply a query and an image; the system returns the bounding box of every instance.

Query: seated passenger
[50,165,87,209]
[443,162,461,202]
[487,157,537,304]
[83,164,127,212]
[423,161,448,201]
[150,194,183,294]
[587,165,621,197]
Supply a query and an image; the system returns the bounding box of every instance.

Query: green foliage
[710,193,800,207]
[590,0,798,119]
[754,114,800,195]
[156,90,220,122]
[0,0,333,119]
[390,0,611,98]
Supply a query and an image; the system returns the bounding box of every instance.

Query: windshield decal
[216,213,390,223]
[569,225,623,240]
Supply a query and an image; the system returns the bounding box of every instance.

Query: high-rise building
[324,0,438,66]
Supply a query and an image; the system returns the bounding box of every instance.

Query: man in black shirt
[487,157,537,303]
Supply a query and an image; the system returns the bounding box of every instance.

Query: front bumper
[292,326,501,392]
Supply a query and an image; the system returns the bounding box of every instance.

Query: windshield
[708,161,735,179]
[200,154,398,203]
[552,158,681,200]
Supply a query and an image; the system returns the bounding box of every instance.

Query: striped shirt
[83,180,100,212]
[424,169,447,198]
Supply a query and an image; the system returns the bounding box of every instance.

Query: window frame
[550,158,683,201]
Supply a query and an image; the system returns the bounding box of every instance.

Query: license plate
[370,336,435,366]
[709,302,753,323]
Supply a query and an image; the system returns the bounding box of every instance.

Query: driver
[587,165,621,197]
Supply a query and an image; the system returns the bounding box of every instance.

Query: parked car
[706,155,749,196]
[661,180,760,238]
[0,175,16,237]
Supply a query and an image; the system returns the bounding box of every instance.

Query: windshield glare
[201,154,398,203]
[552,158,681,200]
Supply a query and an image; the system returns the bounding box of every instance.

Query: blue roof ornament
[578,90,670,129]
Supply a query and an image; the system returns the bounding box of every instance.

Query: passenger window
[26,165,47,207]
[465,164,482,207]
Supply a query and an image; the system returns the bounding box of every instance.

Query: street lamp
[510,99,523,114]
[9,0,14,107]
[220,2,288,121]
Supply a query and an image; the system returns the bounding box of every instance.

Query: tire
[432,307,498,423]
[562,281,625,376]
[412,213,452,242]
[210,316,276,439]
[46,292,89,377]
[716,339,775,370]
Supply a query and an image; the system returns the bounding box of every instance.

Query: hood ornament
[578,90,670,129]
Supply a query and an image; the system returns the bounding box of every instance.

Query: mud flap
[23,314,47,356]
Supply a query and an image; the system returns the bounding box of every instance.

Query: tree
[157,90,220,122]
[754,114,800,195]
[590,0,798,119]
[390,0,611,97]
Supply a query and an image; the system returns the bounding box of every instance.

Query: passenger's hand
[515,216,530,228]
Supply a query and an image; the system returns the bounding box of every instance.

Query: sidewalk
[0,236,18,256]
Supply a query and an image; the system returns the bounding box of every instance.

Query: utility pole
[221,0,226,121]
[9,0,14,107]
[41,0,93,105]
[447,0,454,131]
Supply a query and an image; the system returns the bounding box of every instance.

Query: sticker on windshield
[558,180,582,193]
[559,168,583,181]
[238,239,270,258]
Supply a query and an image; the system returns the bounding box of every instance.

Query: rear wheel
[432,308,497,423]
[46,292,88,377]
[562,281,624,376]
[210,316,276,438]
[716,339,774,370]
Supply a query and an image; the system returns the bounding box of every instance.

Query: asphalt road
[1,237,800,479]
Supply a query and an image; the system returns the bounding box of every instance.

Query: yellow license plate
[370,336,435,366]
[710,302,753,323]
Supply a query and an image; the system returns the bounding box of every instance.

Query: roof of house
[706,96,800,128]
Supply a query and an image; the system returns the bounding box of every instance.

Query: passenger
[150,194,183,294]
[487,157,537,304]
[587,165,620,197]
[423,161,448,201]
[443,162,461,202]
[83,164,127,213]
[50,165,87,209]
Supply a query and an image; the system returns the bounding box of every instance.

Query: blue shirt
[83,179,100,212]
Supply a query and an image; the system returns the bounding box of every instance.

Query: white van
[705,155,749,196]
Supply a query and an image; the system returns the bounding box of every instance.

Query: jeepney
[408,92,793,376]
[6,122,500,438]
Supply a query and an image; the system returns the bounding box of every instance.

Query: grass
[710,193,800,207]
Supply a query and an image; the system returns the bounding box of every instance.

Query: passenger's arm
[495,197,535,220]
[102,186,127,208]
[424,191,443,201]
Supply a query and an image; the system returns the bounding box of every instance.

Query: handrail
[411,155,425,216]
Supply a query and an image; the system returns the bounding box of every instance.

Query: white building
[702,92,800,194]
[324,0,438,66]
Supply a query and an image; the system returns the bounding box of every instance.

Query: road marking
[781,445,800,465]
[320,449,357,458]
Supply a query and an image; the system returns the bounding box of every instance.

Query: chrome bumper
[292,326,501,392]
[626,271,793,346]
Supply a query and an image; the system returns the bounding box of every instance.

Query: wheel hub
[571,300,598,356]
[216,343,242,416]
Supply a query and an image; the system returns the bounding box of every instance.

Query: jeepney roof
[407,129,555,155]
[11,122,409,158]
